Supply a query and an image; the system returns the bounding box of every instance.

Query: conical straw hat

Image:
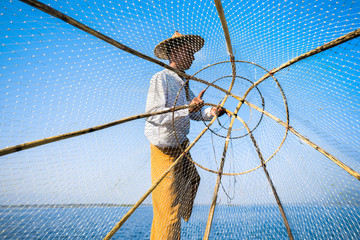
[154,31,205,60]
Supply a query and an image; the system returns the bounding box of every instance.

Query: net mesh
[1,0,360,239]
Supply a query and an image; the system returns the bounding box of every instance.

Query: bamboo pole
[103,116,219,240]
[203,114,236,239]
[19,0,235,98]
[213,0,237,99]
[245,103,360,181]
[0,105,192,157]
[251,28,360,88]
[214,0,234,57]
[203,1,237,238]
[235,115,293,240]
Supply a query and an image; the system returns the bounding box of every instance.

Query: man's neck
[169,62,185,73]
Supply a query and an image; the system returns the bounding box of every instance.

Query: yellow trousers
[150,142,200,240]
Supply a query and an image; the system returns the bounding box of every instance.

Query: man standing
[145,31,226,239]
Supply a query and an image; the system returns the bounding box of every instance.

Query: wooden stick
[203,1,238,237]
[245,102,360,181]
[0,105,192,157]
[203,114,236,239]
[19,0,235,98]
[103,116,218,240]
[236,116,294,240]
[213,0,237,95]
[214,0,233,56]
[252,28,360,87]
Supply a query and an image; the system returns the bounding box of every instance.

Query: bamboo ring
[201,75,265,139]
[172,60,289,175]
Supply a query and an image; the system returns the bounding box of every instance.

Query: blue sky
[1,0,360,208]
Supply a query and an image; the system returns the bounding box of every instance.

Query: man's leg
[150,144,181,240]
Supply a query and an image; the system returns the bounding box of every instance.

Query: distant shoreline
[0,203,356,209]
[0,203,138,209]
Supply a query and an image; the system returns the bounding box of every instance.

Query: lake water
[1,204,359,239]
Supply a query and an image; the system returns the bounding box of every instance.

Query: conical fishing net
[1,0,360,239]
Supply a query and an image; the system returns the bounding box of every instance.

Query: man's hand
[210,106,229,117]
[189,89,205,113]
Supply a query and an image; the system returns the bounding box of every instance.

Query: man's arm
[145,73,189,125]
[188,89,228,121]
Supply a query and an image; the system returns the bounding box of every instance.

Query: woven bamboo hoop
[193,60,360,180]
[174,62,289,176]
[201,75,265,137]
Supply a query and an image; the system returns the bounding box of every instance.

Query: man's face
[170,44,196,70]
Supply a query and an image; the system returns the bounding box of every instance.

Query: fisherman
[145,31,227,239]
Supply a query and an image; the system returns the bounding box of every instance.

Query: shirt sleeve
[145,73,189,125]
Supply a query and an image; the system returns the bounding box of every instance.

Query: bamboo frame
[193,60,360,180]
[203,60,289,238]
[13,1,360,239]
